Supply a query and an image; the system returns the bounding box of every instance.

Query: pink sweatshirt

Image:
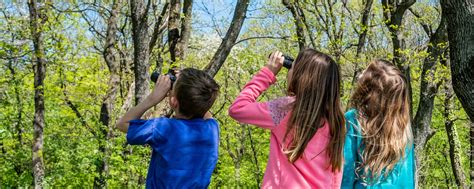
[228,67,342,189]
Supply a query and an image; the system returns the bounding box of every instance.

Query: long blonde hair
[285,49,345,171]
[351,59,412,182]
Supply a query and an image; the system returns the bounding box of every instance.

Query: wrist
[145,94,164,106]
[265,65,280,75]
[260,67,278,84]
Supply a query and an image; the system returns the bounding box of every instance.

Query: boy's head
[170,68,220,118]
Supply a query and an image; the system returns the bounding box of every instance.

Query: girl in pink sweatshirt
[229,49,346,188]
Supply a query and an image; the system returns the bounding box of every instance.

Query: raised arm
[228,51,284,129]
[116,75,171,133]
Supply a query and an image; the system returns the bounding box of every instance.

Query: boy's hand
[266,51,284,75]
[148,75,171,104]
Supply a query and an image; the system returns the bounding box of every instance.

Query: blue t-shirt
[127,117,219,189]
[341,109,415,188]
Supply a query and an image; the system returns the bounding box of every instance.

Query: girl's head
[351,59,412,182]
[284,48,345,171]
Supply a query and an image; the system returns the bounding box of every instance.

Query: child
[117,68,220,188]
[341,60,415,188]
[229,49,346,188]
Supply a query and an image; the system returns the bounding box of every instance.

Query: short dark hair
[173,68,220,118]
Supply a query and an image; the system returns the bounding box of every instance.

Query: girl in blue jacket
[342,59,415,188]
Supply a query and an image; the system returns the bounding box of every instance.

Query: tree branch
[233,36,289,46]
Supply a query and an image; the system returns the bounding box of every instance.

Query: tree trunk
[440,0,474,120]
[282,0,306,50]
[93,0,122,188]
[168,0,193,63]
[168,0,181,62]
[176,0,192,60]
[351,0,373,86]
[381,0,416,118]
[443,77,468,189]
[130,0,151,104]
[348,0,374,108]
[149,2,169,53]
[204,0,250,77]
[412,15,448,182]
[440,0,474,186]
[28,0,47,188]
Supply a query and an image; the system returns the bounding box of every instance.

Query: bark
[443,77,468,189]
[440,0,474,186]
[176,0,192,59]
[168,0,180,62]
[130,0,152,104]
[94,0,122,188]
[204,0,250,77]
[381,0,415,117]
[149,2,169,53]
[282,0,306,50]
[412,15,448,180]
[28,0,47,188]
[168,0,193,62]
[351,0,373,85]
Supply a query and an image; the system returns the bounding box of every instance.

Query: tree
[409,6,448,180]
[282,0,306,50]
[350,0,374,85]
[204,0,250,77]
[381,0,415,116]
[94,0,122,188]
[443,76,468,189]
[27,0,47,188]
[130,0,152,104]
[440,0,474,186]
[168,0,193,62]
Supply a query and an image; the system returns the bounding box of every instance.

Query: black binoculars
[282,55,294,69]
[269,53,294,69]
[150,69,177,84]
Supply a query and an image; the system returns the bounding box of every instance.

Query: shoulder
[344,109,358,120]
[344,109,361,134]
[204,118,219,128]
[267,96,294,126]
[129,117,169,128]
[268,96,294,108]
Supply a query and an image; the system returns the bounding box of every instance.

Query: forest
[1,0,473,188]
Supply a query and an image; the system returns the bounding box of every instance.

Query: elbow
[116,120,128,133]
[228,105,239,120]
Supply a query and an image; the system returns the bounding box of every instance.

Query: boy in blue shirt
[117,68,220,188]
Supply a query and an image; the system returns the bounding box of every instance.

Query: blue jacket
[341,109,415,188]
[127,117,219,189]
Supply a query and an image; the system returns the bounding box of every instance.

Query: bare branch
[233,36,289,46]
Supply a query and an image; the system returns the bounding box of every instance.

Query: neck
[173,111,192,119]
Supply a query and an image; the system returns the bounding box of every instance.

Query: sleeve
[341,110,360,189]
[126,118,160,145]
[228,67,278,129]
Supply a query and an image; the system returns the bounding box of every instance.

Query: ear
[169,96,179,110]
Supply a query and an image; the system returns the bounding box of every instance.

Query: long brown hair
[285,49,345,171]
[351,59,412,182]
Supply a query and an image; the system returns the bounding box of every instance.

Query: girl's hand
[266,51,284,75]
[148,75,171,104]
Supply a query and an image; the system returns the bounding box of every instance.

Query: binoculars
[269,53,294,69]
[151,69,177,84]
[282,55,294,69]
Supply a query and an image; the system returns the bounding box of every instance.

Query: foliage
[0,0,470,188]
